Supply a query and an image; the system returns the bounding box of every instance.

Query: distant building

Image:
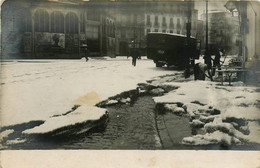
[144,2,198,37]
[201,10,240,55]
[196,20,205,50]
[115,2,146,56]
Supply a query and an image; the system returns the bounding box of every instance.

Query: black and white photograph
[0,0,260,167]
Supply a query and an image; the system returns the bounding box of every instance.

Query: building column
[78,12,81,57]
[32,11,35,59]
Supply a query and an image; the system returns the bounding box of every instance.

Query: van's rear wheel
[190,59,195,67]
[156,62,164,67]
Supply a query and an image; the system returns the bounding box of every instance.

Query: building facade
[115,2,146,56]
[1,0,116,59]
[245,1,260,62]
[144,2,198,37]
[224,1,260,65]
[1,0,199,59]
[115,1,198,56]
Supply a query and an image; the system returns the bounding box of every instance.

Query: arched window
[24,11,32,32]
[109,21,112,36]
[34,9,49,32]
[51,11,64,33]
[65,12,78,34]
[15,9,31,32]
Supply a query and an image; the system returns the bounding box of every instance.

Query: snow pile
[204,122,235,134]
[6,138,26,145]
[149,88,165,96]
[23,105,107,134]
[120,97,131,104]
[190,119,205,128]
[0,129,14,141]
[245,122,260,143]
[105,99,119,105]
[222,106,260,120]
[153,80,260,145]
[182,131,240,146]
[164,103,186,116]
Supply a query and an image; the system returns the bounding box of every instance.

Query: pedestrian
[194,63,208,80]
[84,45,89,62]
[132,55,137,66]
[212,48,223,76]
[132,50,138,66]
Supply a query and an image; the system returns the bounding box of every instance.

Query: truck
[146,32,201,68]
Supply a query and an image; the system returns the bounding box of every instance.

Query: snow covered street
[0,57,174,127]
[1,57,260,149]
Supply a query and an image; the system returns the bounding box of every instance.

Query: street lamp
[184,0,192,78]
[204,0,211,68]
[249,2,258,60]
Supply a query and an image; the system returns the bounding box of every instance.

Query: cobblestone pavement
[156,113,193,149]
[63,96,161,149]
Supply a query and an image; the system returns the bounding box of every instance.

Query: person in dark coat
[131,50,139,66]
[84,45,89,62]
[212,49,223,76]
[132,53,138,66]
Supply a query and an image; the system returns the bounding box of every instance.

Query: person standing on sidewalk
[212,48,223,76]
[132,50,139,66]
[84,45,89,62]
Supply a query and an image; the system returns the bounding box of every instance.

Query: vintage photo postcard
[0,0,260,167]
